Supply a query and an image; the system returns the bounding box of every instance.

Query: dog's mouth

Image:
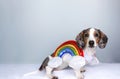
[88,45,95,48]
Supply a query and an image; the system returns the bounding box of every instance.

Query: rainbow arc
[52,40,84,58]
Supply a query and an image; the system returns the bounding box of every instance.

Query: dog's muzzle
[89,40,94,48]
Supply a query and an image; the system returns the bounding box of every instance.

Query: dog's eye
[84,33,89,37]
[95,33,99,37]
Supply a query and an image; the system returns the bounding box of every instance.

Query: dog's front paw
[77,74,84,79]
[80,67,86,73]
[52,76,58,79]
[74,70,84,79]
[90,57,99,65]
[80,69,86,73]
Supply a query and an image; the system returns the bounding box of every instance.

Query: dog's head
[76,28,108,49]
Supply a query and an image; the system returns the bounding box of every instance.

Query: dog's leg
[74,69,84,79]
[46,56,63,79]
[93,57,99,64]
[89,56,99,65]
[68,56,86,79]
[46,66,58,79]
[80,67,86,73]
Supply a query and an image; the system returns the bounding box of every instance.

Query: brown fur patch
[94,29,101,45]
[82,28,90,47]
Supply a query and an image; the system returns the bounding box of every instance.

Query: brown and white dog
[39,28,108,79]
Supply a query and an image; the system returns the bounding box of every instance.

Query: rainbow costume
[52,40,84,58]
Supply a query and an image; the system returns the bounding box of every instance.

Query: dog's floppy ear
[75,31,85,49]
[98,29,108,49]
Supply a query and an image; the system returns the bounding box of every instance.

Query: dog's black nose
[89,40,94,47]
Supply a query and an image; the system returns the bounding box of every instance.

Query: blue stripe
[59,48,75,58]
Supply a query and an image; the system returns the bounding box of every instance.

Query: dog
[39,28,108,79]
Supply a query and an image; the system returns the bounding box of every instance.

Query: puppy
[39,28,108,79]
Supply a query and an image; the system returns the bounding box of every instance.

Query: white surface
[0,63,120,79]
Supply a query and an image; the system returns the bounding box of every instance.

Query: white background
[0,0,120,63]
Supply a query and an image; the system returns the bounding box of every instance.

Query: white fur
[84,28,99,65]
[44,28,100,79]
[83,47,99,65]
[86,28,97,47]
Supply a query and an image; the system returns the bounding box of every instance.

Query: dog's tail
[39,56,49,71]
[39,55,55,71]
[39,53,54,71]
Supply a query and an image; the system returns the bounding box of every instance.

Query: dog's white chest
[84,53,93,63]
[83,48,96,64]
